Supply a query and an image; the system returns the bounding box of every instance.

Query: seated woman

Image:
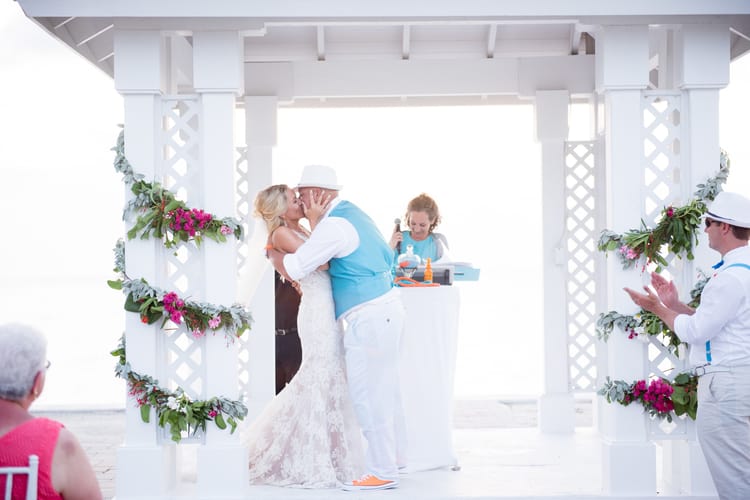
[0,323,102,500]
[390,193,450,263]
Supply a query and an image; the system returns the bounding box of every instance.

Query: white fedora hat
[296,164,342,190]
[706,191,750,229]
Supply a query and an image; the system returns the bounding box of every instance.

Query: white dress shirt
[674,245,750,367]
[283,198,359,281]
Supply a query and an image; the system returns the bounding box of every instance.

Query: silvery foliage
[596,311,638,341]
[111,127,144,186]
[597,376,631,403]
[693,150,730,202]
[111,127,147,220]
[113,239,125,274]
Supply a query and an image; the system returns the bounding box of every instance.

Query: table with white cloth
[398,285,461,472]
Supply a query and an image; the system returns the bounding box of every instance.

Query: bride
[244,184,364,488]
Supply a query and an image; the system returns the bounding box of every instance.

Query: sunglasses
[705,218,722,228]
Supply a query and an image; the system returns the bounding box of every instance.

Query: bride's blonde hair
[253,184,290,234]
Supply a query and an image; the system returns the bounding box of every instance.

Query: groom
[267,164,406,491]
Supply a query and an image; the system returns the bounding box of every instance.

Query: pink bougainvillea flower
[208,316,221,329]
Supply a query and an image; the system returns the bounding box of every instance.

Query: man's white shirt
[674,246,750,367]
[283,197,359,281]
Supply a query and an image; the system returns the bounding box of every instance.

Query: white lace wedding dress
[243,269,365,488]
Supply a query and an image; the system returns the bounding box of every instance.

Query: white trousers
[697,366,750,500]
[342,292,406,479]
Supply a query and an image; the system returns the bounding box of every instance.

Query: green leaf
[164,200,182,212]
[140,404,151,423]
[124,293,141,313]
[146,309,162,324]
[170,425,182,442]
[214,412,226,430]
[107,279,123,290]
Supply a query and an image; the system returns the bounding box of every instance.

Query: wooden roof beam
[487,24,497,58]
[569,24,583,55]
[76,23,114,47]
[316,25,325,61]
[402,24,410,60]
[53,17,75,30]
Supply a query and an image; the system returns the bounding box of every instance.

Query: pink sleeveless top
[0,417,64,500]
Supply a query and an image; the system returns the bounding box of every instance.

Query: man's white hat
[296,164,342,190]
[706,191,750,229]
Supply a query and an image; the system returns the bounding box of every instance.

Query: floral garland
[110,129,252,440]
[112,128,243,248]
[598,151,729,272]
[598,372,698,422]
[111,337,248,442]
[108,240,252,340]
[597,152,729,421]
[595,271,710,354]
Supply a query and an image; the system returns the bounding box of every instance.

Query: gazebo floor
[35,401,719,499]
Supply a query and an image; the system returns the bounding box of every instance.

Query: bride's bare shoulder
[271,226,304,253]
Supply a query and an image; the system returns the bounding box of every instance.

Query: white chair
[0,454,38,500]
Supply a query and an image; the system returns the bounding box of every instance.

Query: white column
[113,30,176,500]
[670,23,729,497]
[534,90,576,434]
[191,30,249,499]
[243,96,278,420]
[678,23,730,269]
[596,24,658,496]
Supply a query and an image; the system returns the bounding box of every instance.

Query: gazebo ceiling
[16,1,750,100]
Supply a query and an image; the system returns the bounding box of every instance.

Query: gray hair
[0,323,47,401]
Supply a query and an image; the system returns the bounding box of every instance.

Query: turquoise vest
[328,201,394,318]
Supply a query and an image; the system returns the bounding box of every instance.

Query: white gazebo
[15,1,750,498]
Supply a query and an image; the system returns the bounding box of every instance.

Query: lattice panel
[639,90,695,440]
[164,244,203,296]
[564,141,599,392]
[642,92,681,221]
[235,147,250,279]
[647,339,692,439]
[164,327,205,399]
[158,96,205,443]
[235,146,252,399]
[162,97,201,205]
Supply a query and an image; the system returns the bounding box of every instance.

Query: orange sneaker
[341,474,399,491]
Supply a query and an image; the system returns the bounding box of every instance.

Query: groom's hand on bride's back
[266,246,294,283]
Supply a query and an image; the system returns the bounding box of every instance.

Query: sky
[1,1,749,409]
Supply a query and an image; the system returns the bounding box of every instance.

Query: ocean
[2,270,542,410]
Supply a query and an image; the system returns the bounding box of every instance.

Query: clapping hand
[623,285,663,313]
[650,272,680,309]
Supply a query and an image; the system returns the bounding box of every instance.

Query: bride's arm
[266,227,301,283]
[273,226,330,271]
[271,226,303,253]
[269,227,329,276]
